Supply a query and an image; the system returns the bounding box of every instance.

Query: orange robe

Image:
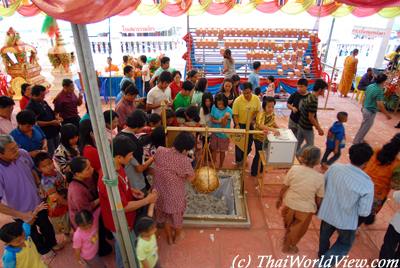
[338,55,358,97]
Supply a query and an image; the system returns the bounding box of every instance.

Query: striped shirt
[318,163,374,230]
[299,93,318,130]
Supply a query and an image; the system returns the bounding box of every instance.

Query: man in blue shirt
[116,65,136,104]
[248,61,261,90]
[10,110,47,158]
[318,143,374,267]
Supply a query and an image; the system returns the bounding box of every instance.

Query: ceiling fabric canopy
[0,0,398,23]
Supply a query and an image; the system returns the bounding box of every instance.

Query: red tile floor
[1,93,399,268]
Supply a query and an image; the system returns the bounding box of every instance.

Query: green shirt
[136,234,158,268]
[173,92,191,110]
[364,83,384,113]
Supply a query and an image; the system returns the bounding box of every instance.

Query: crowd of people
[0,51,398,268]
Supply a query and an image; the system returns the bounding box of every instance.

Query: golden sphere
[193,166,219,194]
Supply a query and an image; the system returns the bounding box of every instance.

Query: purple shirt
[0,149,41,212]
[54,90,79,120]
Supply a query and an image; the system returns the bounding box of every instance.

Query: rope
[102,175,118,187]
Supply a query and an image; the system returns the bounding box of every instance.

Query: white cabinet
[263,128,298,167]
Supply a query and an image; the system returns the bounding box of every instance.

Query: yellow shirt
[17,237,47,268]
[254,111,276,141]
[232,94,261,124]
[386,51,399,61]
[136,234,158,268]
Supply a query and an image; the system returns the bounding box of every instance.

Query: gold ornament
[193,166,219,194]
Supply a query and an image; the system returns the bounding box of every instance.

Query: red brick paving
[1,93,399,268]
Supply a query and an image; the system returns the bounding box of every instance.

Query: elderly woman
[153,132,195,245]
[276,146,324,254]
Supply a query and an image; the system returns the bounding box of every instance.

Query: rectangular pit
[183,169,250,228]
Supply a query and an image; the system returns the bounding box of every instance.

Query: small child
[254,87,262,101]
[0,221,48,268]
[251,96,279,176]
[136,203,160,268]
[276,146,324,254]
[148,113,162,128]
[321,111,348,169]
[103,110,119,143]
[265,76,276,97]
[34,152,70,242]
[166,108,179,126]
[0,203,48,268]
[73,209,106,268]
[199,92,213,128]
[210,93,232,168]
[379,190,400,261]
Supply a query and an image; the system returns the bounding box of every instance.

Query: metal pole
[71,23,137,268]
[324,56,337,109]
[374,18,394,68]
[323,18,336,66]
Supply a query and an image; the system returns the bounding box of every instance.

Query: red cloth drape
[17,4,41,16]
[336,0,400,8]
[351,7,381,17]
[203,0,236,15]
[307,2,340,17]
[31,0,140,24]
[256,0,280,13]
[162,0,192,16]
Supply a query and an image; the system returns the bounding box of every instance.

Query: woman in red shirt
[79,119,101,173]
[169,70,182,100]
[20,83,31,110]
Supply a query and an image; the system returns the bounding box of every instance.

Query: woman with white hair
[276,146,325,254]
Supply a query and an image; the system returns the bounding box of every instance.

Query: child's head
[266,75,275,84]
[195,78,208,93]
[182,81,194,96]
[34,152,56,176]
[150,126,166,148]
[123,65,135,78]
[221,78,233,93]
[313,79,328,96]
[201,92,213,115]
[254,87,261,96]
[262,96,276,114]
[60,123,79,149]
[253,61,261,72]
[123,83,139,102]
[297,78,308,94]
[126,109,148,131]
[337,111,348,123]
[148,113,162,128]
[75,210,94,230]
[21,83,31,98]
[103,110,119,130]
[112,135,136,166]
[136,217,157,237]
[166,108,176,125]
[185,105,200,123]
[214,93,228,110]
[16,110,36,134]
[299,146,321,168]
[0,222,25,247]
[140,55,147,65]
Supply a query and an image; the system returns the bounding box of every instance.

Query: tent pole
[323,56,337,110]
[323,18,335,67]
[71,23,137,268]
[374,18,394,68]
